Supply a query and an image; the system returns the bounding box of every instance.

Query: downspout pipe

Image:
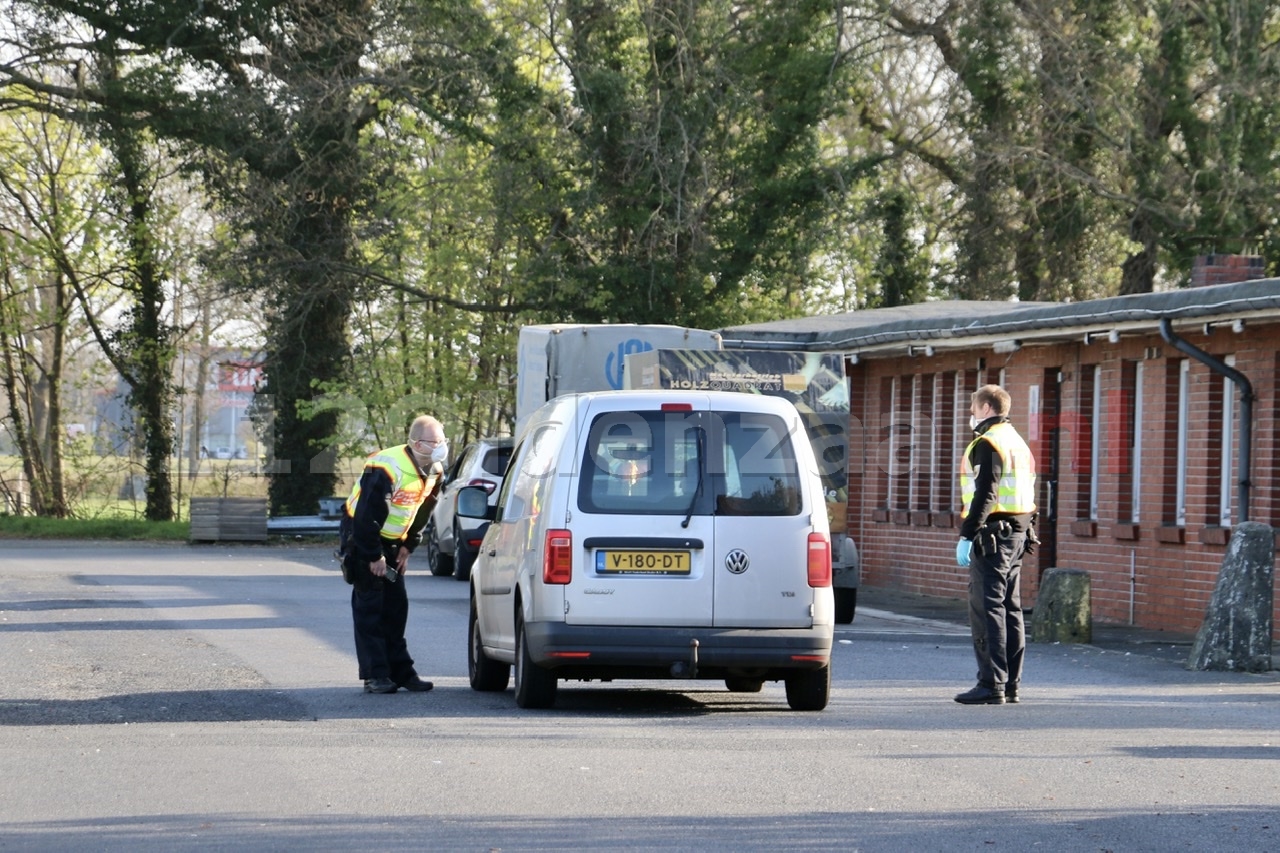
[1159,318,1254,522]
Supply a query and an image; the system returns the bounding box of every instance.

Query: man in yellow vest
[339,415,447,694]
[955,385,1037,705]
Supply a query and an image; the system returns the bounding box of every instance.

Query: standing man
[954,385,1037,706]
[340,415,448,694]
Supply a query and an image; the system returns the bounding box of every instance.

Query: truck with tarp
[514,324,723,436]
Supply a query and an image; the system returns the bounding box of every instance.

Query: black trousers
[348,555,417,682]
[966,529,1027,689]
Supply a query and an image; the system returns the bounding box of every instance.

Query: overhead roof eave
[719,279,1280,356]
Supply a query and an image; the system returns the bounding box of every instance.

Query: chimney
[1191,254,1266,287]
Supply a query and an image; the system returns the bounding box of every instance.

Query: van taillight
[807,533,831,587]
[544,529,573,584]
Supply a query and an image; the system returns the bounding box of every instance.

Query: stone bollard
[1187,521,1275,672]
[1030,568,1091,644]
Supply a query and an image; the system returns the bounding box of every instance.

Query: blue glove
[956,538,973,567]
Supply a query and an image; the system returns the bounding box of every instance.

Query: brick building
[722,269,1280,639]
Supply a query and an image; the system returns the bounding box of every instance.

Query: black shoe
[954,684,1005,705]
[395,675,434,693]
[1006,685,1020,704]
[364,677,398,694]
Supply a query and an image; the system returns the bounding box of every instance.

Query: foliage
[873,0,1280,298]
[3,0,1280,523]
[493,0,877,327]
[0,513,189,540]
[0,99,110,519]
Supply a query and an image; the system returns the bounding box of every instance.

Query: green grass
[0,514,190,541]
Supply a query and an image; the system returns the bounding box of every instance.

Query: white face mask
[969,415,981,431]
[429,441,449,465]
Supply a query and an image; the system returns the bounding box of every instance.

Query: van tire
[425,519,454,577]
[725,677,764,693]
[514,611,557,709]
[834,588,857,624]
[469,597,510,692]
[784,666,830,711]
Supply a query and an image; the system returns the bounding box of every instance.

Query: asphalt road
[0,540,1276,852]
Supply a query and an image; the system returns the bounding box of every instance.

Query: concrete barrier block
[1187,521,1275,672]
[1031,567,1091,644]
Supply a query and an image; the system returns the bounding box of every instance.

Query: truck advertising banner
[624,349,850,533]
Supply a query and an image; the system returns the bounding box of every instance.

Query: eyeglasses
[414,438,446,449]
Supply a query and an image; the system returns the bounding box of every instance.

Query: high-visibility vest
[345,445,441,542]
[960,422,1037,517]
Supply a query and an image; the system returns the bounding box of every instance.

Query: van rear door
[565,402,715,627]
[708,410,817,628]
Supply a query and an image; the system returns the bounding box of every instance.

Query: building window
[913,373,935,511]
[1115,360,1143,522]
[1076,364,1099,520]
[937,371,957,512]
[878,376,895,511]
[1131,361,1144,522]
[1164,359,1190,528]
[956,370,980,511]
[879,375,915,513]
[895,374,912,511]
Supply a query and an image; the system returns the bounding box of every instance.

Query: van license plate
[596,550,691,574]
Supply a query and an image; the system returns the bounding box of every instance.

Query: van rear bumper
[524,622,832,679]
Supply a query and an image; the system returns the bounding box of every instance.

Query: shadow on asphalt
[0,806,1276,852]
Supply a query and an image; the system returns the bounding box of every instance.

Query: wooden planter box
[189,497,268,543]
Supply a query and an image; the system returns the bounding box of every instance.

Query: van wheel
[785,666,830,711]
[425,519,454,577]
[514,611,557,709]
[725,677,764,693]
[834,588,857,624]
[469,596,509,692]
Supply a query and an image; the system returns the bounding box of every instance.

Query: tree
[494,0,881,328]
[870,0,1280,298]
[0,99,108,518]
[869,185,929,308]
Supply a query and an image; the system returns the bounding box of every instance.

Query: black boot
[954,684,1005,705]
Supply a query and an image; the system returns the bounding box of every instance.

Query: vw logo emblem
[724,549,750,574]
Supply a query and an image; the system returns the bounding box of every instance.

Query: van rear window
[578,410,801,516]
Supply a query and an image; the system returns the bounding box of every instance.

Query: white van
[462,390,835,711]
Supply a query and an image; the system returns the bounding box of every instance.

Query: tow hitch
[669,638,700,678]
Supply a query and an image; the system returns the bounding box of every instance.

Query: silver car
[425,436,514,581]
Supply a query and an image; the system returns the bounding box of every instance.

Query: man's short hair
[408,415,443,442]
[972,385,1012,416]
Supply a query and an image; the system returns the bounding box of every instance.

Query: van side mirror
[456,485,496,520]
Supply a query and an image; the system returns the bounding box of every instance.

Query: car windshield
[577,409,801,516]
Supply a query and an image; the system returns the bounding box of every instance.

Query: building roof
[719,279,1280,354]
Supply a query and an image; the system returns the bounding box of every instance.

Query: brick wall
[1190,254,1266,288]
[846,323,1280,639]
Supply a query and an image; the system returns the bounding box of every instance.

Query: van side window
[504,422,561,520]
[713,413,802,516]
